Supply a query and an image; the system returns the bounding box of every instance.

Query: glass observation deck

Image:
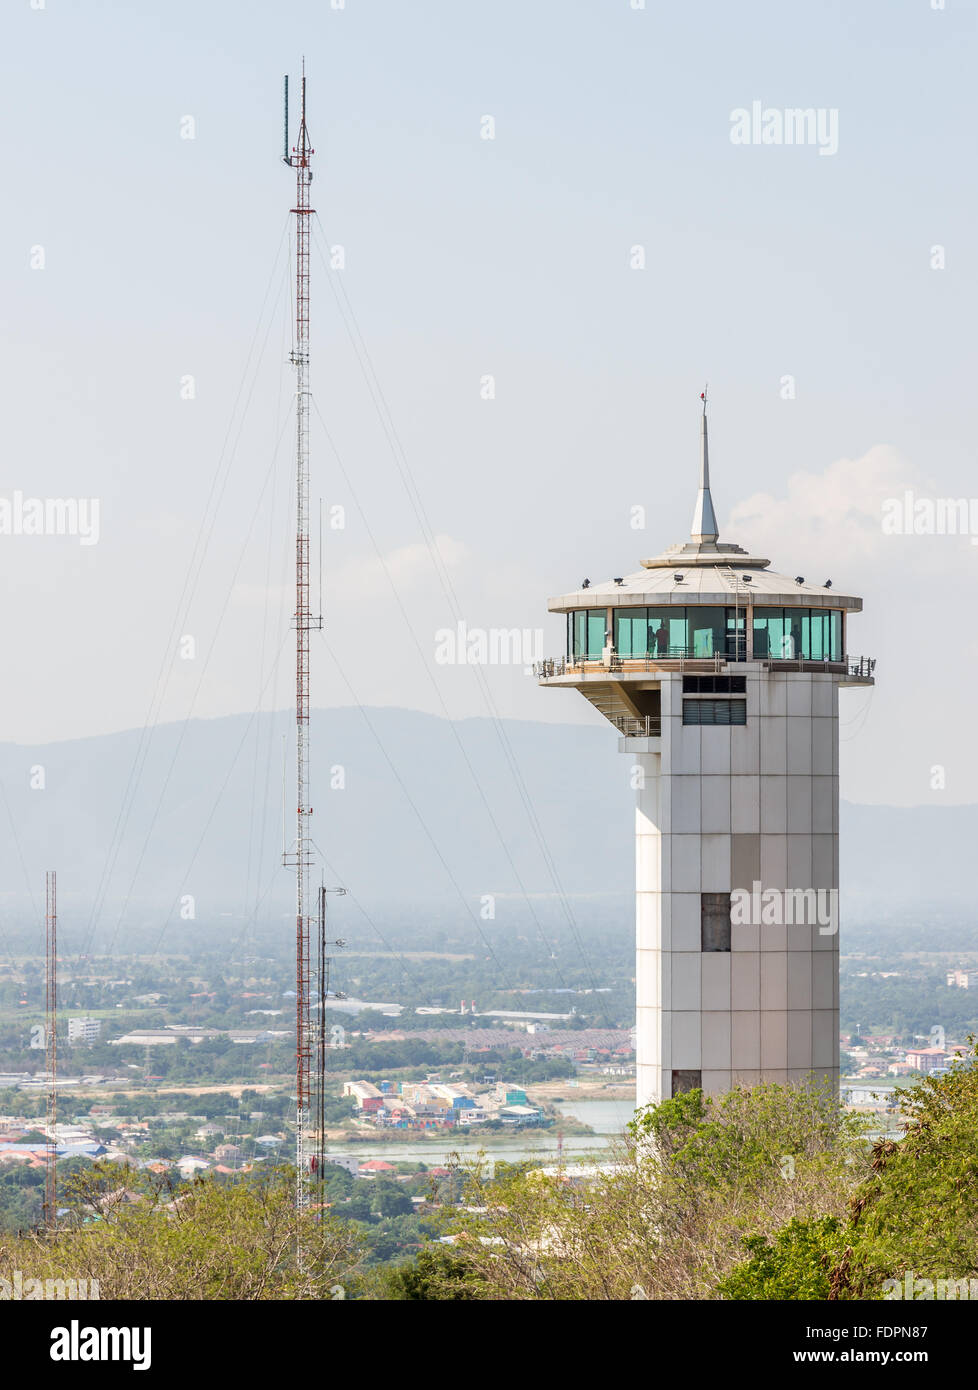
[568,604,844,663]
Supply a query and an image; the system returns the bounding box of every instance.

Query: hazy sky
[1,0,976,808]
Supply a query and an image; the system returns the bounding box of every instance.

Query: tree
[718,1045,978,1300]
[433,1080,866,1300]
[379,1244,479,1300]
[718,1218,847,1300]
[343,1191,374,1223]
[834,1043,978,1297]
[371,1181,413,1219]
[0,1163,361,1300]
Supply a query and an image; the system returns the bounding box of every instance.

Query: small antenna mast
[282,76,290,164]
[281,731,287,860]
[318,497,324,622]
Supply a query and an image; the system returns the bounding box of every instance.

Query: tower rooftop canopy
[548,394,862,614]
[548,565,861,611]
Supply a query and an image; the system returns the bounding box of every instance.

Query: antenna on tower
[282,76,290,164]
[281,732,287,860]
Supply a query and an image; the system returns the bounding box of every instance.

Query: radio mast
[282,63,320,1211]
[44,870,57,1228]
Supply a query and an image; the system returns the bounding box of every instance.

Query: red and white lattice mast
[282,64,320,1210]
[44,870,57,1228]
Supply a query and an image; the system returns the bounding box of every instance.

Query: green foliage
[838,1044,978,1296]
[436,1080,865,1300]
[0,1163,44,1232]
[371,1180,413,1218]
[320,1163,354,1200]
[631,1080,866,1193]
[841,962,978,1039]
[377,1244,480,1301]
[718,1218,848,1300]
[718,1045,978,1301]
[0,1163,361,1299]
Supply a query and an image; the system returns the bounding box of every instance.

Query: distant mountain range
[0,707,972,945]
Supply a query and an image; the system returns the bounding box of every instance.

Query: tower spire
[690,386,719,545]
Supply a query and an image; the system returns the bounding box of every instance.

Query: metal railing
[534,653,726,677]
[534,656,567,678]
[610,715,661,737]
[534,652,875,679]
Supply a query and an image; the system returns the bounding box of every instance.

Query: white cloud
[727,445,929,568]
[723,446,978,805]
[333,533,468,599]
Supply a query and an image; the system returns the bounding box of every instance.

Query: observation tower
[536,398,874,1107]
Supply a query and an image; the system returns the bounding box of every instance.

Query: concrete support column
[633,749,662,1110]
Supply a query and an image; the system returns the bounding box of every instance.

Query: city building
[323,1155,360,1177]
[905,1047,949,1073]
[500,1104,542,1125]
[344,1078,545,1130]
[537,399,874,1107]
[342,1081,384,1114]
[67,1018,102,1045]
[176,1156,211,1177]
[457,1108,489,1126]
[111,1027,220,1046]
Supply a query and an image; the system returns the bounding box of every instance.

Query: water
[324,1133,617,1166]
[553,1098,637,1134]
[325,1097,639,1166]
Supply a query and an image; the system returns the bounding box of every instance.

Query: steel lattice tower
[282,66,319,1211]
[44,870,57,1228]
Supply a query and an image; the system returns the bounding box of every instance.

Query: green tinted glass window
[807,610,831,659]
[829,610,842,661]
[784,608,804,658]
[688,607,727,658]
[614,608,648,657]
[648,608,687,657]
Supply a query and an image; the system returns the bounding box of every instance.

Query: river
[324,1096,638,1166]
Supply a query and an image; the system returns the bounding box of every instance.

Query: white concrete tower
[537,398,874,1108]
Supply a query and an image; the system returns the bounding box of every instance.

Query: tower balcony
[534,651,875,734]
[533,652,875,683]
